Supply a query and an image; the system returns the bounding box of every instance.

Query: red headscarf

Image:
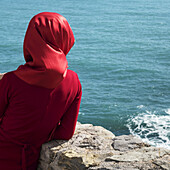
[14,12,75,89]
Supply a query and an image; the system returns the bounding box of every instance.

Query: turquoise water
[0,0,170,148]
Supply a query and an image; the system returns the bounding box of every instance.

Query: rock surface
[38,122,170,170]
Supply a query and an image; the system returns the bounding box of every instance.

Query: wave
[127,107,170,149]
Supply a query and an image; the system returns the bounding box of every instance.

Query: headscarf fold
[14,12,75,88]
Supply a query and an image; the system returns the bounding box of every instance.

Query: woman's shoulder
[59,69,81,90]
[67,69,77,76]
[67,69,80,79]
[0,71,25,88]
[0,71,16,89]
[0,72,12,81]
[1,71,16,81]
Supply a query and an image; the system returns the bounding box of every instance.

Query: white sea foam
[127,109,170,149]
[165,108,170,115]
[137,105,144,109]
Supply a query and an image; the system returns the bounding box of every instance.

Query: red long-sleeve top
[0,70,82,170]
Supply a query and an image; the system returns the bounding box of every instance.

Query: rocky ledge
[38,122,170,170]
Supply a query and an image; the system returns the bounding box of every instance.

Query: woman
[0,12,82,170]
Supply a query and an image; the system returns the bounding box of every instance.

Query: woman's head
[24,12,75,63]
[15,12,75,88]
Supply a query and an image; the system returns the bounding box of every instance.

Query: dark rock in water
[38,122,170,170]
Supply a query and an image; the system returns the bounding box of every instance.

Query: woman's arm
[0,74,9,118]
[52,85,82,140]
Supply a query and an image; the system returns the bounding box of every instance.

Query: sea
[0,0,169,149]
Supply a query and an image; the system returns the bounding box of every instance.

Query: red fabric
[0,70,82,170]
[0,12,81,170]
[14,12,75,89]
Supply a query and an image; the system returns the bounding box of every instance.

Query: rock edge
[38,122,170,170]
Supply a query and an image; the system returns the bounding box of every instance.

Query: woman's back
[0,69,81,170]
